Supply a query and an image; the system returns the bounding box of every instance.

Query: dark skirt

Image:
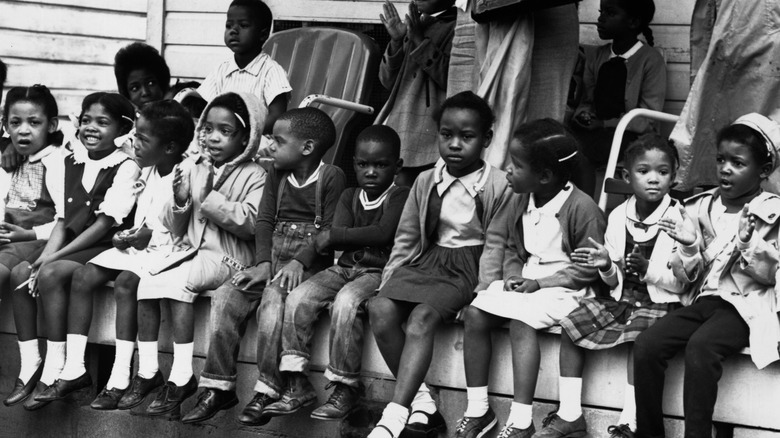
[378,244,482,320]
[0,240,47,269]
[559,285,680,350]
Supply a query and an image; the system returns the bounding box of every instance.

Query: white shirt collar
[287,161,325,188]
[610,41,643,60]
[227,52,267,76]
[360,183,396,211]
[625,194,672,241]
[27,145,58,163]
[434,158,490,198]
[71,140,128,169]
[528,183,573,215]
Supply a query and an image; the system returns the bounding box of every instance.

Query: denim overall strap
[274,173,288,224]
[313,170,323,229]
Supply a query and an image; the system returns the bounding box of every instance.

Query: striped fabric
[198,52,292,107]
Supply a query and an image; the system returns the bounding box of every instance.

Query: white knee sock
[106,340,135,390]
[557,376,583,422]
[618,383,636,431]
[168,342,193,386]
[369,402,409,438]
[506,402,533,429]
[464,386,489,417]
[137,341,159,379]
[39,341,66,386]
[408,382,437,424]
[59,334,88,381]
[18,339,42,384]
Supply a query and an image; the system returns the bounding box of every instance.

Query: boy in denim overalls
[182,108,345,424]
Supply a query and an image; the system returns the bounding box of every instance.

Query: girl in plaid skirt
[558,135,690,438]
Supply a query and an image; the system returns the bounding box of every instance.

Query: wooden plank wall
[162,0,694,115]
[0,0,693,117]
[0,0,147,118]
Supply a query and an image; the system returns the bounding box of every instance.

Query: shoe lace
[455,417,472,434]
[541,410,560,428]
[252,392,274,405]
[497,423,515,438]
[607,424,632,437]
[324,383,355,407]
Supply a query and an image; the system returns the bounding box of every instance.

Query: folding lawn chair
[263,27,380,165]
[597,108,681,211]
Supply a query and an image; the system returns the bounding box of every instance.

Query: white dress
[471,185,588,329]
[88,166,179,275]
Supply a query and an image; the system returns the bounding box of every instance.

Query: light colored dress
[89,165,178,275]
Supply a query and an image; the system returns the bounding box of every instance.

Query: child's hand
[199,163,215,203]
[1,147,22,172]
[405,2,424,46]
[738,205,756,242]
[658,204,697,246]
[231,262,271,290]
[512,279,540,293]
[625,244,649,276]
[504,276,524,291]
[173,166,191,207]
[380,0,407,42]
[314,230,331,253]
[126,227,153,250]
[112,231,132,250]
[0,222,34,244]
[571,237,612,271]
[273,259,304,292]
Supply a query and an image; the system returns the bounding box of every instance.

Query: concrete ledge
[1,285,779,432]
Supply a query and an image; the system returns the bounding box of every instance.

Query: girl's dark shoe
[23,382,51,411]
[3,366,44,406]
[35,372,92,401]
[607,424,635,438]
[91,386,127,410]
[146,376,198,416]
[401,410,447,437]
[117,371,164,410]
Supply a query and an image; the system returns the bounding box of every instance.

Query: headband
[234,113,246,128]
[536,134,578,163]
[732,113,780,171]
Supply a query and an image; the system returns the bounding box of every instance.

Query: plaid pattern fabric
[560,230,680,350]
[5,159,45,211]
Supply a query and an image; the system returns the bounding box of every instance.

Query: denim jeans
[279,265,381,387]
[199,221,331,395]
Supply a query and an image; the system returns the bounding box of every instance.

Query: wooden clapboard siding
[0,0,146,118]
[161,0,694,115]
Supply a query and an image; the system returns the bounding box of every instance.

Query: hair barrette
[557,151,578,162]
[234,113,246,128]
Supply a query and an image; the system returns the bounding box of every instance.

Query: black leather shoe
[3,365,44,406]
[91,386,127,410]
[237,392,279,426]
[401,410,447,438]
[310,382,360,421]
[263,374,317,417]
[117,371,164,410]
[35,372,92,401]
[23,382,51,411]
[146,376,198,416]
[181,389,239,424]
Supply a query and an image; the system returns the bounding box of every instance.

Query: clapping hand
[625,244,649,276]
[380,0,407,42]
[658,204,697,246]
[571,237,612,271]
[173,165,191,207]
[737,204,756,242]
